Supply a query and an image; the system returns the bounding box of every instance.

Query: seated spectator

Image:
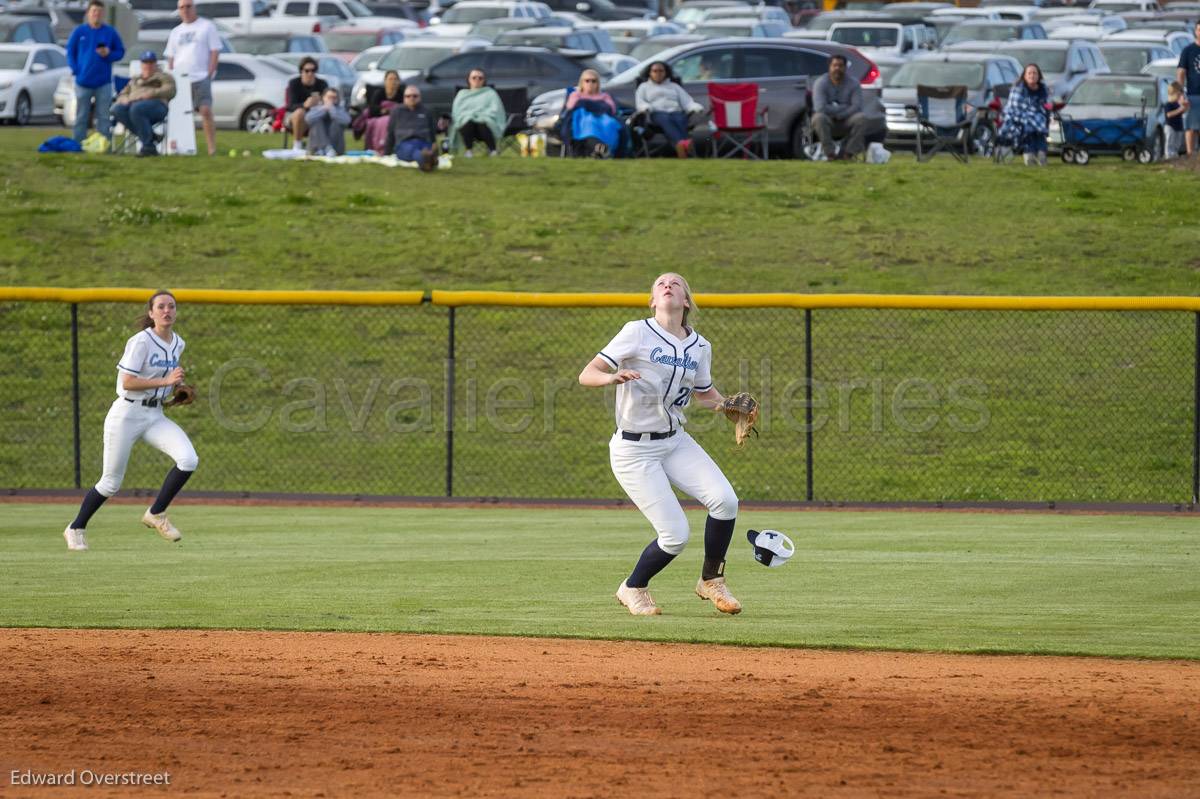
[111,51,175,157]
[354,70,404,153]
[635,61,703,158]
[811,54,866,161]
[448,68,506,157]
[384,85,437,171]
[286,57,328,151]
[562,69,626,158]
[305,88,350,155]
[999,63,1049,166]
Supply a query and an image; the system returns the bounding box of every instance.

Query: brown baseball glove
[721,392,759,447]
[163,383,197,408]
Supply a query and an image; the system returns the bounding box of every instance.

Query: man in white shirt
[164,0,221,155]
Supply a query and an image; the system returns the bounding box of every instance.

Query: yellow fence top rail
[2,288,1198,311]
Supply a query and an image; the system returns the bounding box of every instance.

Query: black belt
[620,429,676,442]
[124,397,159,408]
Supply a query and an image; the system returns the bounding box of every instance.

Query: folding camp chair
[909,84,970,163]
[494,86,527,155]
[707,82,768,160]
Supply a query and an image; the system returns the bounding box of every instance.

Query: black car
[384,46,599,120]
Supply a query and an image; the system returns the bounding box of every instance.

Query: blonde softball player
[62,290,198,551]
[579,273,742,616]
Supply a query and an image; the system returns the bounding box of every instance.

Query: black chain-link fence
[2,297,1196,504]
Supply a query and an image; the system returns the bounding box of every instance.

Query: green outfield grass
[3,503,1197,658]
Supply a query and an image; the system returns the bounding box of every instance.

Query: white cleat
[63,526,89,551]
[142,509,182,542]
[696,576,742,615]
[616,581,661,616]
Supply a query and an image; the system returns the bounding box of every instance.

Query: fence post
[71,303,82,490]
[805,308,814,503]
[1193,312,1198,506]
[446,306,455,498]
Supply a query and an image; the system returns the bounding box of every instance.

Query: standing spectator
[286,57,329,150]
[810,54,866,161]
[305,87,350,155]
[635,61,703,158]
[111,51,176,156]
[65,0,125,143]
[165,0,221,156]
[1164,81,1186,160]
[447,68,506,157]
[999,63,1049,166]
[1176,21,1200,157]
[384,85,437,171]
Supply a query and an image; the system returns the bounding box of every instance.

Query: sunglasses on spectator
[404,93,420,98]
[301,68,316,73]
[583,78,598,83]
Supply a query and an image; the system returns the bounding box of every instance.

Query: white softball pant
[609,429,738,556]
[95,399,198,497]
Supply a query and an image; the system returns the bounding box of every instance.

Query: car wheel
[789,114,813,160]
[241,103,275,133]
[971,121,995,156]
[14,93,32,126]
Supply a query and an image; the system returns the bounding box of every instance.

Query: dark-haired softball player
[62,290,198,551]
[578,273,743,616]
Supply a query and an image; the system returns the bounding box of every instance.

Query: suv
[274,0,413,28]
[995,39,1109,100]
[828,21,932,58]
[527,38,887,157]
[535,0,642,21]
[429,0,550,36]
[350,34,487,103]
[940,20,1046,48]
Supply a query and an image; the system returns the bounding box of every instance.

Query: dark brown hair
[135,290,176,330]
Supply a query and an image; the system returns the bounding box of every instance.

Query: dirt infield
[2,630,1197,798]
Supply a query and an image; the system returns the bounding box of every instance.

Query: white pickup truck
[272,0,417,29]
[195,0,335,34]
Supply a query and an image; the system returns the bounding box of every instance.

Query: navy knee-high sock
[702,515,736,581]
[70,488,109,530]
[149,467,193,515]
[626,540,676,588]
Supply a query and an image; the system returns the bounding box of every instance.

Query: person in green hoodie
[447,68,507,157]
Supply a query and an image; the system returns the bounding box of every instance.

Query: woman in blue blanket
[999,63,1050,166]
[562,69,629,158]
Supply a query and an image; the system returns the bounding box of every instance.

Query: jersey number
[672,387,691,407]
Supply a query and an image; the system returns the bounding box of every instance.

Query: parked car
[324,24,413,59]
[468,15,538,39]
[494,24,615,51]
[201,0,337,35]
[879,1,954,15]
[1102,27,1192,55]
[56,50,292,129]
[350,34,485,103]
[671,2,754,29]
[1097,40,1172,72]
[598,18,683,53]
[273,50,357,98]
[705,4,793,26]
[363,0,426,26]
[6,2,88,44]
[126,0,184,20]
[0,12,53,42]
[995,39,1109,101]
[227,32,329,52]
[627,32,702,60]
[1047,25,1114,43]
[975,5,1040,21]
[940,20,1046,48]
[1089,0,1162,11]
[828,21,932,58]
[1140,54,1179,79]
[1048,73,1167,158]
[692,17,791,37]
[429,0,550,36]
[535,0,643,21]
[349,41,392,67]
[1042,13,1126,34]
[0,42,66,123]
[273,0,414,28]
[527,38,885,157]
[881,51,1020,153]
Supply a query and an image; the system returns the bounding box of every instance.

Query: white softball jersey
[116,329,185,402]
[598,318,713,434]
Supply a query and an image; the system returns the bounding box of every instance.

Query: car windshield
[0,51,28,69]
[830,26,899,47]
[672,7,711,24]
[442,6,507,22]
[378,45,457,69]
[888,60,985,88]
[230,36,290,54]
[326,31,380,49]
[496,31,564,46]
[943,23,1016,44]
[1099,48,1150,72]
[1069,79,1154,106]
[694,23,753,36]
[351,49,384,69]
[1000,47,1066,72]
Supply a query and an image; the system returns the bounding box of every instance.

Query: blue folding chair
[908,84,971,163]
